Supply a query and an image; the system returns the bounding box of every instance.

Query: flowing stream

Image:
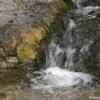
[0,0,100,99]
[30,0,100,89]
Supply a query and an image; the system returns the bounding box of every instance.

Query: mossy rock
[0,0,68,67]
[17,43,37,62]
[17,26,47,62]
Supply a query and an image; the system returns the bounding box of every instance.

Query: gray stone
[0,61,8,68]
[0,48,5,57]
[6,57,18,63]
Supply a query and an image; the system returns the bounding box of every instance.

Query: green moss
[17,43,37,62]
[57,0,68,10]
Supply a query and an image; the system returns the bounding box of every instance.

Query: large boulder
[0,0,67,68]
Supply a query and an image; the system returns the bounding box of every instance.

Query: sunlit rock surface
[0,0,67,68]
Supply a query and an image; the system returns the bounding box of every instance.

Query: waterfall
[71,0,83,9]
[46,19,76,70]
[39,18,93,88]
[31,0,100,89]
[46,0,100,72]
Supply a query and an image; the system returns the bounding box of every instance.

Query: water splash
[30,67,93,89]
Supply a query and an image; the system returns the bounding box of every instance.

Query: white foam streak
[64,47,76,70]
[68,19,76,30]
[76,6,100,15]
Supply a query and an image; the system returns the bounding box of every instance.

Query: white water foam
[76,6,100,15]
[43,67,93,86]
[31,67,93,89]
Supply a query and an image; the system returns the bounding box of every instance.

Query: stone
[0,48,5,57]
[0,0,67,68]
[0,62,8,68]
[6,57,18,63]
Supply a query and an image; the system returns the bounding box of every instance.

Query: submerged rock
[0,0,67,68]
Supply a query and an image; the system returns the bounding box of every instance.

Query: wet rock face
[46,1,100,76]
[82,0,100,6]
[0,0,67,68]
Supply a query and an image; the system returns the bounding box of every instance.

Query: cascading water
[30,0,100,89]
[46,18,76,70]
[72,0,83,9]
[41,18,93,88]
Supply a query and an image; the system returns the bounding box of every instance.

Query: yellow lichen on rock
[17,26,47,62]
[17,43,37,62]
[53,0,67,10]
[33,27,47,42]
[21,26,47,44]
